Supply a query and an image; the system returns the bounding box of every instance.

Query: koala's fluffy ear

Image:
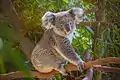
[69,7,84,24]
[41,11,55,30]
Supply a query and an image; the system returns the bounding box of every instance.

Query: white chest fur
[67,26,76,44]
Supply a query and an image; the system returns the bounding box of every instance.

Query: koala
[31,7,84,75]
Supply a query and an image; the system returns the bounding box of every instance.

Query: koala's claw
[60,67,68,76]
[55,64,68,76]
[77,61,85,72]
[60,71,68,76]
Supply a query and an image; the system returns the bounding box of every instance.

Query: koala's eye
[66,24,69,27]
[73,32,75,35]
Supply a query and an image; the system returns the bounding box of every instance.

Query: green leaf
[63,0,68,3]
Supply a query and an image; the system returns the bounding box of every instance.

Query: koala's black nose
[65,24,70,32]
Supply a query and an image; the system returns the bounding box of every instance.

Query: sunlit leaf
[63,0,69,3]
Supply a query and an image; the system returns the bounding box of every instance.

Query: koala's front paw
[55,64,68,76]
[59,68,68,76]
[77,61,85,72]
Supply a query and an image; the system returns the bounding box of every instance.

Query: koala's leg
[53,62,67,76]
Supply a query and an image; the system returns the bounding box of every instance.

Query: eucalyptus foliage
[0,0,120,80]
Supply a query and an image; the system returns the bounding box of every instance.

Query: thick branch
[96,0,106,21]
[0,57,120,79]
[94,65,120,74]
[0,0,35,59]
[84,57,120,69]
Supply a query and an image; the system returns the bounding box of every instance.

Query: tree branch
[94,65,120,74]
[84,57,120,69]
[0,57,120,79]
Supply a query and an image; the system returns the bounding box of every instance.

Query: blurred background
[0,0,120,80]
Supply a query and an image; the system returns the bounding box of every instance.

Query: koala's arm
[53,36,83,66]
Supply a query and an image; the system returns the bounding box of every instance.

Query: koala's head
[42,7,84,37]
